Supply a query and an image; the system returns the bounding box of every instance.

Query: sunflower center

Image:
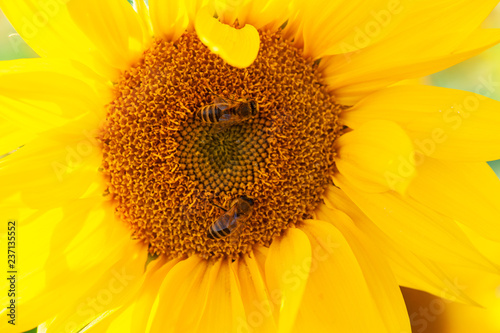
[100,30,343,260]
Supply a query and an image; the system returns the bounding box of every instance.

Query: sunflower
[1,0,500,332]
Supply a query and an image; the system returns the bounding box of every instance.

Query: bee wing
[221,203,242,243]
[209,203,238,236]
[214,97,231,110]
[224,203,240,230]
[219,113,234,121]
[225,205,243,245]
[227,201,252,245]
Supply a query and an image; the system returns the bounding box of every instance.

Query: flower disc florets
[100,31,343,260]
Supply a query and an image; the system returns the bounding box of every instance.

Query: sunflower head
[99,29,343,260]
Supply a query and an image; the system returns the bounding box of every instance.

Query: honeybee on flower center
[207,195,254,240]
[195,96,259,125]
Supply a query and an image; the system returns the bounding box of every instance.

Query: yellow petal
[301,0,401,58]
[265,228,311,333]
[253,244,269,279]
[415,222,500,332]
[335,120,416,194]
[82,256,180,333]
[323,28,500,104]
[322,185,476,305]
[333,173,496,272]
[68,0,146,69]
[130,257,181,333]
[315,0,499,58]
[214,0,250,25]
[184,0,209,32]
[0,58,110,134]
[247,0,292,30]
[91,305,133,333]
[218,0,292,31]
[425,223,500,303]
[235,254,278,332]
[0,0,145,79]
[197,259,248,332]
[0,207,59,331]
[280,1,305,49]
[44,241,148,333]
[149,256,210,332]
[195,7,260,68]
[1,205,56,277]
[0,199,146,332]
[134,0,155,42]
[312,208,411,332]
[0,131,103,209]
[408,159,500,242]
[343,85,500,161]
[149,0,190,42]
[60,200,134,271]
[0,121,33,155]
[85,257,181,333]
[293,220,387,332]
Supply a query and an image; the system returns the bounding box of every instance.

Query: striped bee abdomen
[207,215,235,239]
[207,225,232,239]
[197,104,223,123]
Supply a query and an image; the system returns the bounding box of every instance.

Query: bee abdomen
[207,225,232,239]
[197,105,222,123]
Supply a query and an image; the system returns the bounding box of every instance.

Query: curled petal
[195,7,260,68]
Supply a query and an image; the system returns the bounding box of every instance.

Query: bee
[207,195,254,240]
[195,96,259,125]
